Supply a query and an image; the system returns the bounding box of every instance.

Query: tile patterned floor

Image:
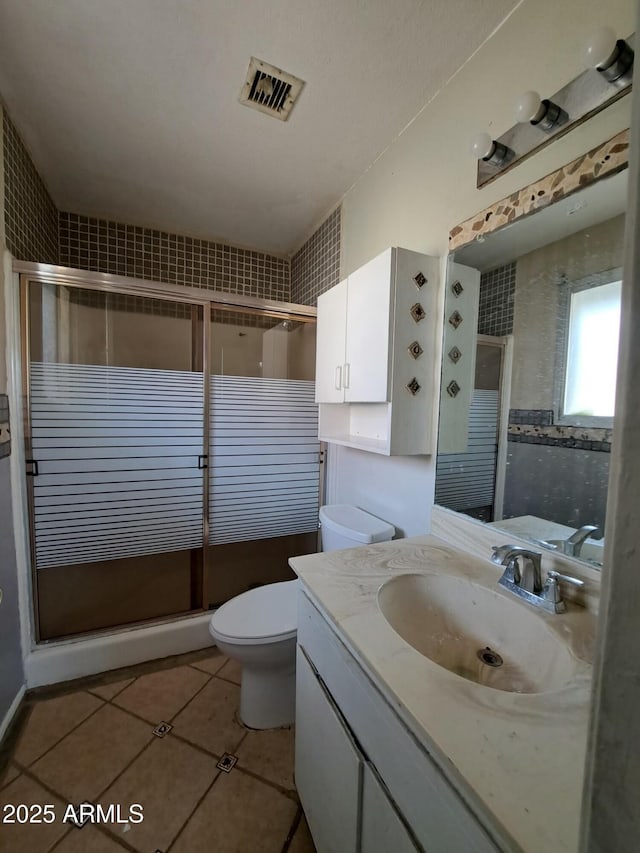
[0,649,316,853]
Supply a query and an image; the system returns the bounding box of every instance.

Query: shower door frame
[16,261,317,644]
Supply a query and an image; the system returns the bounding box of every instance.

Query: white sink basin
[377,573,580,693]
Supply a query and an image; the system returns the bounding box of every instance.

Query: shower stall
[18,264,320,642]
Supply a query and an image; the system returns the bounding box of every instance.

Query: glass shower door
[24,282,207,640]
[206,306,320,605]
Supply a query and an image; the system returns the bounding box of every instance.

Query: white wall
[330,0,634,536]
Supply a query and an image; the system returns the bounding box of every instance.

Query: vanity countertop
[290,534,595,853]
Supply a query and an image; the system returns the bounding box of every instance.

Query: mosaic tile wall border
[478,262,516,337]
[508,422,612,452]
[290,207,341,306]
[3,111,58,264]
[449,129,629,252]
[58,212,290,302]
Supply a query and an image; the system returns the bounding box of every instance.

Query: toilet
[208,504,395,729]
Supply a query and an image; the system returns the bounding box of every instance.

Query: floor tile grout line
[0,761,21,792]
[214,671,242,688]
[281,805,304,853]
[167,669,214,723]
[164,766,226,852]
[109,666,214,725]
[15,695,107,771]
[15,730,156,819]
[87,678,136,702]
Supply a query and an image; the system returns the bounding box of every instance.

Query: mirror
[436,167,628,569]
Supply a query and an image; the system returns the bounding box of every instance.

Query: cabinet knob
[343,363,350,389]
[335,365,342,390]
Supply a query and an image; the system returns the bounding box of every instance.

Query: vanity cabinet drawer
[297,589,501,853]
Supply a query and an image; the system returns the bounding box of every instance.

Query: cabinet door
[361,763,420,853]
[295,646,362,853]
[344,249,393,402]
[315,279,348,403]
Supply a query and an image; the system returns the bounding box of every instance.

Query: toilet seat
[209,580,298,646]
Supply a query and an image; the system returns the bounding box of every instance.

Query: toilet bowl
[209,505,395,729]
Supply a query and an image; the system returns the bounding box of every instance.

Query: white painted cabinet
[315,251,392,405]
[295,646,361,853]
[296,589,501,853]
[315,280,348,404]
[296,645,421,853]
[343,250,393,403]
[360,763,420,853]
[315,247,439,455]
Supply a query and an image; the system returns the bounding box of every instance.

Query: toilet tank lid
[319,505,395,544]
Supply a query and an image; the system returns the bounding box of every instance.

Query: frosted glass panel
[435,390,499,511]
[31,362,205,568]
[209,376,320,544]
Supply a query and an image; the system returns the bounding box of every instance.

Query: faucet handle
[547,570,585,588]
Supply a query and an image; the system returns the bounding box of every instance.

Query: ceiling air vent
[239,57,305,121]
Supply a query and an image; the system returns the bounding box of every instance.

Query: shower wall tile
[3,111,58,264]
[477,261,515,337]
[290,207,341,306]
[58,212,291,303]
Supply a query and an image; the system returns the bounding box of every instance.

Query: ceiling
[0,0,519,254]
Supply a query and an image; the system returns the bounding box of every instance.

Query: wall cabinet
[315,247,439,455]
[295,589,500,853]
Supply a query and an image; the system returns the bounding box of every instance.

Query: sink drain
[477,647,503,667]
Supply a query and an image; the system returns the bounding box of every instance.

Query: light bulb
[470,132,494,160]
[513,91,544,124]
[583,27,618,69]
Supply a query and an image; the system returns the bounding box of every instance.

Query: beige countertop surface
[290,534,596,853]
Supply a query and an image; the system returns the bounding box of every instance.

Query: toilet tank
[319,504,395,552]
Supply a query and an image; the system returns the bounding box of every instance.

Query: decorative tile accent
[406,378,421,396]
[3,111,58,264]
[59,212,290,301]
[509,408,554,426]
[413,271,427,288]
[448,346,462,364]
[478,262,516,337]
[451,280,464,297]
[290,207,341,306]
[448,310,463,329]
[216,753,238,773]
[508,423,612,452]
[152,722,173,738]
[446,380,461,398]
[408,341,423,359]
[449,129,630,251]
[410,302,426,323]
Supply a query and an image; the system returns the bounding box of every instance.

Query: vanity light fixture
[470,133,513,167]
[513,91,568,133]
[583,27,634,87]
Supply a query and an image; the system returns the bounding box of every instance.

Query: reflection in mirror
[436,168,628,569]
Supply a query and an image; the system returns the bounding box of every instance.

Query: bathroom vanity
[290,535,596,852]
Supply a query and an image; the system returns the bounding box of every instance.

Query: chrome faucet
[543,525,599,558]
[491,544,585,613]
[491,545,543,593]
